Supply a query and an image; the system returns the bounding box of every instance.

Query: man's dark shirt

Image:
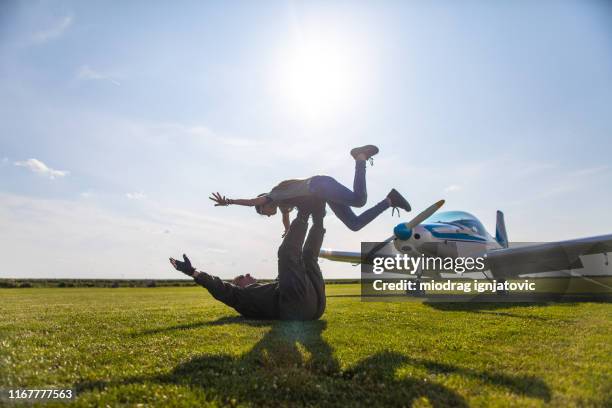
[195,273,281,318]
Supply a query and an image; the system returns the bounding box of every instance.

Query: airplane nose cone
[394,223,412,240]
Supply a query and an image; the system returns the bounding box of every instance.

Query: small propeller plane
[320,200,612,293]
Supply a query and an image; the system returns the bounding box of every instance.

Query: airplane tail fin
[495,210,509,248]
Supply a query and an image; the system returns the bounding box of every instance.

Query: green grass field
[1,285,610,407]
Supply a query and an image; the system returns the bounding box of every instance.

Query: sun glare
[276,36,362,122]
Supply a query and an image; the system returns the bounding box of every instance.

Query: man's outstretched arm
[169,254,242,308]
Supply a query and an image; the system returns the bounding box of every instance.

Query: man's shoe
[387,189,411,212]
[350,145,379,162]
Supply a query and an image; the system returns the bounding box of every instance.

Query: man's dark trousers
[277,214,326,320]
[194,214,326,320]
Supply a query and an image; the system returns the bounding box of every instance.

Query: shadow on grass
[423,302,563,321]
[424,301,589,316]
[79,316,551,406]
[430,298,612,308]
[325,294,362,298]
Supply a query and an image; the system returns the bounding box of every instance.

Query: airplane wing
[319,249,397,264]
[319,249,362,264]
[485,234,612,277]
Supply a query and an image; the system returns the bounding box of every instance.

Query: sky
[1,0,612,279]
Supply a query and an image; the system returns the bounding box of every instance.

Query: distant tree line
[0,279,195,288]
[0,279,358,288]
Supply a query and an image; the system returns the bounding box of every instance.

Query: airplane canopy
[424,211,489,237]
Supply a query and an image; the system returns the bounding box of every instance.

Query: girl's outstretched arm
[209,192,268,207]
[281,208,291,237]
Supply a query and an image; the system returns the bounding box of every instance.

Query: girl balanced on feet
[210,145,411,236]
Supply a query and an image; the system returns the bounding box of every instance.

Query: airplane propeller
[364,199,446,261]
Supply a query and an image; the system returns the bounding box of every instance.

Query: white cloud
[217,136,260,147]
[185,125,214,137]
[77,65,121,86]
[444,184,462,193]
[14,158,69,179]
[126,191,146,200]
[31,15,73,44]
[570,165,609,177]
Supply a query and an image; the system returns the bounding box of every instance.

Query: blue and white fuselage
[392,211,501,259]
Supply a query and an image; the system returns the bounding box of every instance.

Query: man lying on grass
[170,198,326,320]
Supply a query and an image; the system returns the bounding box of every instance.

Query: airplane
[319,200,612,295]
